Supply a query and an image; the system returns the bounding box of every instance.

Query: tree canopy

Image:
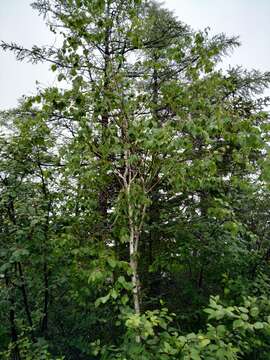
[1,1,270,359]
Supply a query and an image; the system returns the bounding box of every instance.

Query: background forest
[1,0,270,359]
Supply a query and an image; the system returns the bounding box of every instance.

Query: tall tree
[1,1,270,359]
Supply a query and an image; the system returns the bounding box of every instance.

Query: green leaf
[95,293,110,307]
[200,338,210,348]
[253,322,264,330]
[107,258,117,269]
[111,289,118,300]
[250,307,259,317]
[190,348,201,360]
[118,276,133,290]
[58,73,65,82]
[233,319,245,329]
[240,314,249,321]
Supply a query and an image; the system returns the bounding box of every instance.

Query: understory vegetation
[1,0,270,359]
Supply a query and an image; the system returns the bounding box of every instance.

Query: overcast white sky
[0,0,269,109]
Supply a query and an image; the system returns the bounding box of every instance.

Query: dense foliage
[1,0,270,359]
